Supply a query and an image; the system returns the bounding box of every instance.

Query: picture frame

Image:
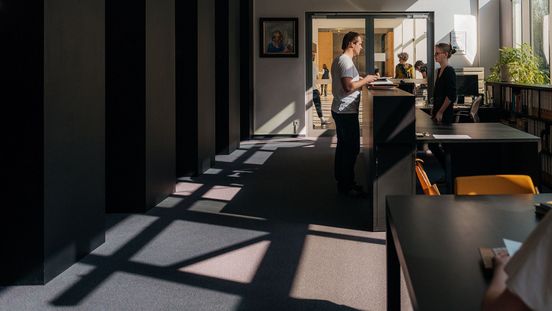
[260,18,298,58]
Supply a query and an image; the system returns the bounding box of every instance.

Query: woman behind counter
[431,43,457,124]
[428,43,457,184]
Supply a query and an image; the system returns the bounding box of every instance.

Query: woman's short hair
[398,52,409,61]
[414,60,425,68]
[435,43,456,59]
[341,31,361,50]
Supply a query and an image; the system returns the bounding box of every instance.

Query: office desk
[386,194,551,311]
[418,105,501,122]
[415,109,540,190]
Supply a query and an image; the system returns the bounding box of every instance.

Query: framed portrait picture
[260,18,298,57]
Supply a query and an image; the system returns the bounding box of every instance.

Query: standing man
[331,32,378,196]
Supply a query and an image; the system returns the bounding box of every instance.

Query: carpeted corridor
[0,136,412,311]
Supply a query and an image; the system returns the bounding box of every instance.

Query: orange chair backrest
[455,175,537,195]
[415,159,440,196]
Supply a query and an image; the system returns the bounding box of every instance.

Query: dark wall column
[145,0,176,206]
[107,0,175,213]
[240,0,254,140]
[176,0,216,176]
[176,0,198,176]
[1,0,105,285]
[197,0,216,172]
[228,0,242,149]
[215,0,230,154]
[215,0,241,154]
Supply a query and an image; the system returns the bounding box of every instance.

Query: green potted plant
[487,43,549,84]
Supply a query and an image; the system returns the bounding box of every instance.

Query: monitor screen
[456,74,479,97]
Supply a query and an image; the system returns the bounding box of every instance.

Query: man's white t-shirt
[505,211,552,311]
[312,62,319,90]
[331,54,360,114]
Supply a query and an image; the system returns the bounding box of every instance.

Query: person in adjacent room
[482,210,552,311]
[331,31,378,197]
[394,52,414,79]
[320,63,330,97]
[312,54,331,126]
[428,43,457,183]
[414,60,428,79]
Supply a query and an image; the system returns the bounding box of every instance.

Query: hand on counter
[363,75,378,85]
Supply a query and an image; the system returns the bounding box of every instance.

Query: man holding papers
[330,31,378,197]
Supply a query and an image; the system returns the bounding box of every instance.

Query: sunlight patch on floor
[174,182,203,196]
[179,240,271,284]
[202,186,241,201]
[244,151,273,165]
[289,225,386,311]
[215,149,248,163]
[156,196,184,208]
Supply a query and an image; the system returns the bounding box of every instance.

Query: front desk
[361,87,416,231]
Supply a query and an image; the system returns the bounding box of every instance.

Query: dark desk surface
[415,109,539,143]
[386,194,552,311]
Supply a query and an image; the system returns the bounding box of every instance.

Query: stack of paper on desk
[369,78,394,86]
[479,239,522,269]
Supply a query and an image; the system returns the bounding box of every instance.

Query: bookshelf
[486,81,552,188]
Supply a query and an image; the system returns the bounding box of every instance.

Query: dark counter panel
[361,87,416,231]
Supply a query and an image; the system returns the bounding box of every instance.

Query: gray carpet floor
[0,136,412,311]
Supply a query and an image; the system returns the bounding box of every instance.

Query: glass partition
[531,0,550,75]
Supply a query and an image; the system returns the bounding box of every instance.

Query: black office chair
[454,95,482,123]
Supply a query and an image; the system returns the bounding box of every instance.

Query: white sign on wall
[450,30,467,55]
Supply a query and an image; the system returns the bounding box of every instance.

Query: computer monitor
[456,74,479,103]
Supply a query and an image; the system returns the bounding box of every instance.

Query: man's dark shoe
[338,187,367,198]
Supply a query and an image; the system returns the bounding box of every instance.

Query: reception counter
[361,87,416,231]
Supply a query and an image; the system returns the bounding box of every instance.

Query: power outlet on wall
[293,120,299,134]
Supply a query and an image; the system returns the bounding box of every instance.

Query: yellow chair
[454,175,538,195]
[415,158,440,196]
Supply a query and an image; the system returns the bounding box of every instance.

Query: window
[530,0,549,73]
[513,0,522,47]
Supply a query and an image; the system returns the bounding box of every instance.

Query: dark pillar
[240,0,254,140]
[106,0,176,213]
[1,0,105,284]
[176,0,198,177]
[176,0,216,176]
[215,0,241,154]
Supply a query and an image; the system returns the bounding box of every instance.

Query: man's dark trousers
[332,111,360,192]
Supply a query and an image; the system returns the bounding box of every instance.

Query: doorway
[306,13,434,135]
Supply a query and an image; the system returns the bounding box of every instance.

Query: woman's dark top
[432,65,457,124]
[322,68,329,79]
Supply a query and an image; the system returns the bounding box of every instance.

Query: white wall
[479,0,500,76]
[254,0,498,135]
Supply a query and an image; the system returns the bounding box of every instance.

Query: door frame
[305,12,435,136]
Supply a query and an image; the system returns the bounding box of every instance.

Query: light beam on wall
[256,102,296,134]
[453,14,477,64]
